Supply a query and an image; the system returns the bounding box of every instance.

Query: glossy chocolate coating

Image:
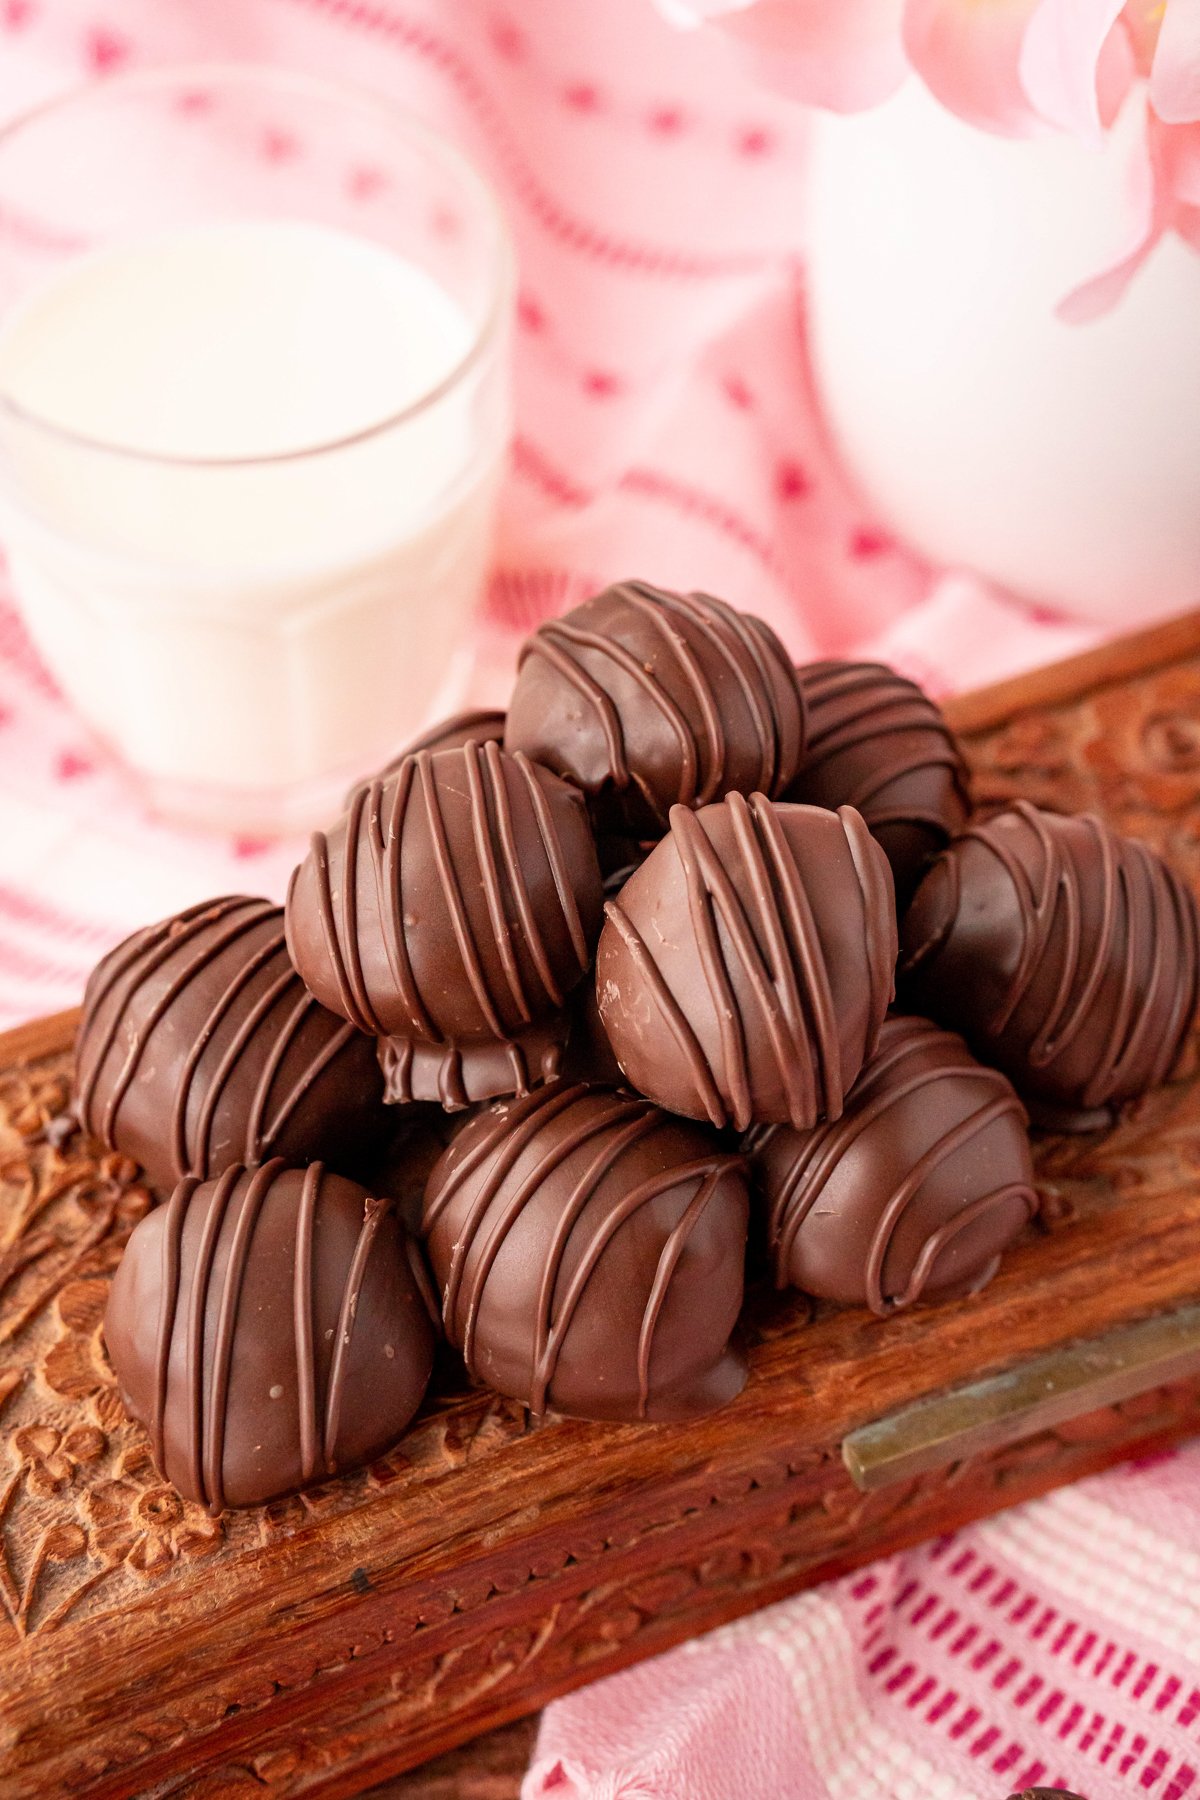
[787,660,971,909]
[596,795,897,1131]
[900,800,1200,1128]
[747,1015,1036,1312]
[75,897,387,1196]
[287,742,604,1108]
[105,1161,435,1510]
[505,580,806,837]
[422,1083,749,1423]
[347,709,507,805]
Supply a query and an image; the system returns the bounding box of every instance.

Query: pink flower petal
[903,0,1045,136]
[1057,230,1157,318]
[1150,0,1200,123]
[1057,94,1160,319]
[1178,201,1200,244]
[1095,18,1139,128]
[1161,116,1200,198]
[718,0,909,112]
[1121,0,1165,78]
[1019,0,1128,140]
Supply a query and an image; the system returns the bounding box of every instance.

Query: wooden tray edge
[2,1005,80,1064]
[942,607,1200,735]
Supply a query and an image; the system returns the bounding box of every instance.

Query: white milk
[0,220,508,831]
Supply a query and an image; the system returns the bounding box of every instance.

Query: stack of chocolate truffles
[77,579,1200,1511]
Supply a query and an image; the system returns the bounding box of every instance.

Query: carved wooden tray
[6,611,1200,1800]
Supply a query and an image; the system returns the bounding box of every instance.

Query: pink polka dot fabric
[0,8,1174,1798]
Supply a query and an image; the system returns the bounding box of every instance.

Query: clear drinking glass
[0,65,514,834]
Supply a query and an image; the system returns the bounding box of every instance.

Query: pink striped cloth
[525,1450,1200,1799]
[0,6,1180,1799]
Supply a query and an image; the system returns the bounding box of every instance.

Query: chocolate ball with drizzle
[346,709,506,807]
[505,580,806,838]
[75,897,387,1196]
[786,661,971,910]
[287,741,604,1110]
[104,1160,436,1510]
[900,800,1200,1129]
[596,794,897,1131]
[747,1015,1037,1312]
[422,1082,749,1423]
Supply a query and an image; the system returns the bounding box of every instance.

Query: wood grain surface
[3,612,1200,1799]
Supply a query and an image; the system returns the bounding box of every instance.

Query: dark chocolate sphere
[787,660,971,909]
[505,580,806,837]
[287,742,604,1109]
[105,1160,436,1510]
[422,1083,749,1423]
[347,709,506,806]
[596,795,897,1131]
[75,896,387,1195]
[748,1015,1036,1312]
[900,801,1200,1128]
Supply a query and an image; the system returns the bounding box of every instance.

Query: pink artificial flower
[654,0,1200,313]
[1149,0,1200,122]
[1019,0,1134,138]
[1060,110,1200,317]
[903,0,1048,135]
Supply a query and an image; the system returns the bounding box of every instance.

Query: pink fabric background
[0,5,1188,1798]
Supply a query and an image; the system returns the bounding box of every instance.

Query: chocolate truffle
[748,1015,1037,1313]
[75,896,387,1195]
[347,709,506,805]
[900,800,1200,1128]
[287,742,604,1109]
[105,1160,436,1510]
[423,1082,749,1422]
[787,660,971,909]
[596,794,896,1131]
[505,580,806,837]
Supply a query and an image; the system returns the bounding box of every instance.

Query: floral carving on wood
[0,1056,555,1653]
[966,662,1200,888]
[0,1066,238,1636]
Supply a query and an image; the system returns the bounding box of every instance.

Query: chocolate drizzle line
[78,897,353,1183]
[293,1161,321,1485]
[79,898,264,1143]
[324,1194,388,1470]
[757,1025,1037,1315]
[798,661,970,831]
[903,801,1200,1110]
[150,1162,395,1513]
[427,1084,741,1420]
[305,742,591,1049]
[517,581,799,827]
[604,795,890,1131]
[204,1162,275,1511]
[153,1174,197,1476]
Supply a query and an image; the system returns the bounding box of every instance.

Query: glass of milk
[0,65,514,833]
